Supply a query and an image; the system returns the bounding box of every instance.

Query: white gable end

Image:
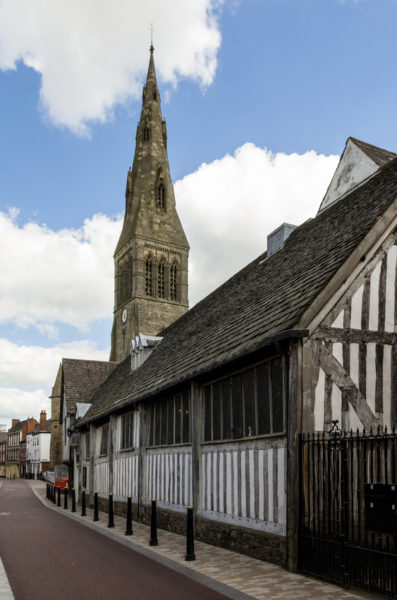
[318,138,378,213]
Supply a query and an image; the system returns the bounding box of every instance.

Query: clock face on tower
[122,309,128,323]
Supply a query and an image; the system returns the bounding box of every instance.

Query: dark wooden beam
[315,343,377,429]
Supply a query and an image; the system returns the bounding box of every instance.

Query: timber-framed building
[73,113,397,568]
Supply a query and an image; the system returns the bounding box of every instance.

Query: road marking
[0,512,10,515]
[0,557,14,599]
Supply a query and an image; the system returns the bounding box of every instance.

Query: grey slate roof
[351,137,397,167]
[62,359,118,413]
[80,156,397,426]
[31,420,52,434]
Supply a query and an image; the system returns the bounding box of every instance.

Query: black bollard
[93,492,99,522]
[149,499,158,546]
[46,483,49,499]
[125,496,133,535]
[57,486,61,507]
[63,488,68,509]
[52,485,56,504]
[81,489,86,516]
[185,506,196,561]
[108,493,114,528]
[71,488,76,513]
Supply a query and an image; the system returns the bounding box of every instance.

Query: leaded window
[157,182,165,209]
[203,357,286,442]
[145,255,153,296]
[99,424,109,456]
[170,262,178,301]
[148,392,190,447]
[158,258,165,299]
[121,413,134,450]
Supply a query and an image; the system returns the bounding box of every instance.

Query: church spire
[109,47,189,362]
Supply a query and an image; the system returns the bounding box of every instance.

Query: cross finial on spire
[150,22,154,54]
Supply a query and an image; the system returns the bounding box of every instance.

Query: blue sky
[1,0,396,426]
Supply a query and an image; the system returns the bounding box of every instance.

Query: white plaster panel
[348,405,362,432]
[385,245,397,332]
[383,344,392,429]
[366,343,376,414]
[331,384,342,425]
[241,450,247,518]
[351,285,363,329]
[333,342,343,365]
[350,343,359,388]
[331,310,344,329]
[267,449,273,523]
[314,368,325,431]
[369,261,381,330]
[200,440,286,532]
[319,139,378,212]
[277,448,286,526]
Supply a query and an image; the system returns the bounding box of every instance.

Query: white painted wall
[319,139,378,212]
[201,438,286,535]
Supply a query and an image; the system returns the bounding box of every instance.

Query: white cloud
[0,338,110,425]
[176,143,339,305]
[0,145,339,330]
[0,338,109,389]
[0,0,222,134]
[0,210,121,331]
[0,388,50,427]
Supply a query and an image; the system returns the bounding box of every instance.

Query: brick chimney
[22,417,38,440]
[11,419,20,429]
[40,410,47,431]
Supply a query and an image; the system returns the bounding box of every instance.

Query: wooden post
[287,339,303,571]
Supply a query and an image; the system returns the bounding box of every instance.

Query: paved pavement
[25,479,369,600]
[0,557,14,600]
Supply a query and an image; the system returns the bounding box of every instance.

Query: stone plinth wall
[95,497,286,566]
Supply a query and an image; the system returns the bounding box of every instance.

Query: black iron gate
[298,422,397,598]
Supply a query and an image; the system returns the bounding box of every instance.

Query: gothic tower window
[145,255,154,296]
[157,181,166,210]
[158,258,165,299]
[170,261,178,301]
[143,126,150,142]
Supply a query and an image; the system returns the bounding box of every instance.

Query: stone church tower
[109,47,189,362]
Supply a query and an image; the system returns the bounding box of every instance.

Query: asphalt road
[0,479,230,600]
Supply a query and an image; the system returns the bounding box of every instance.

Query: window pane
[160,401,167,445]
[212,382,221,441]
[257,364,271,434]
[182,392,190,443]
[100,424,109,455]
[221,379,231,440]
[271,358,284,432]
[167,397,174,445]
[231,374,243,439]
[243,369,256,437]
[175,394,182,444]
[149,405,154,446]
[155,405,161,446]
[204,386,212,441]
